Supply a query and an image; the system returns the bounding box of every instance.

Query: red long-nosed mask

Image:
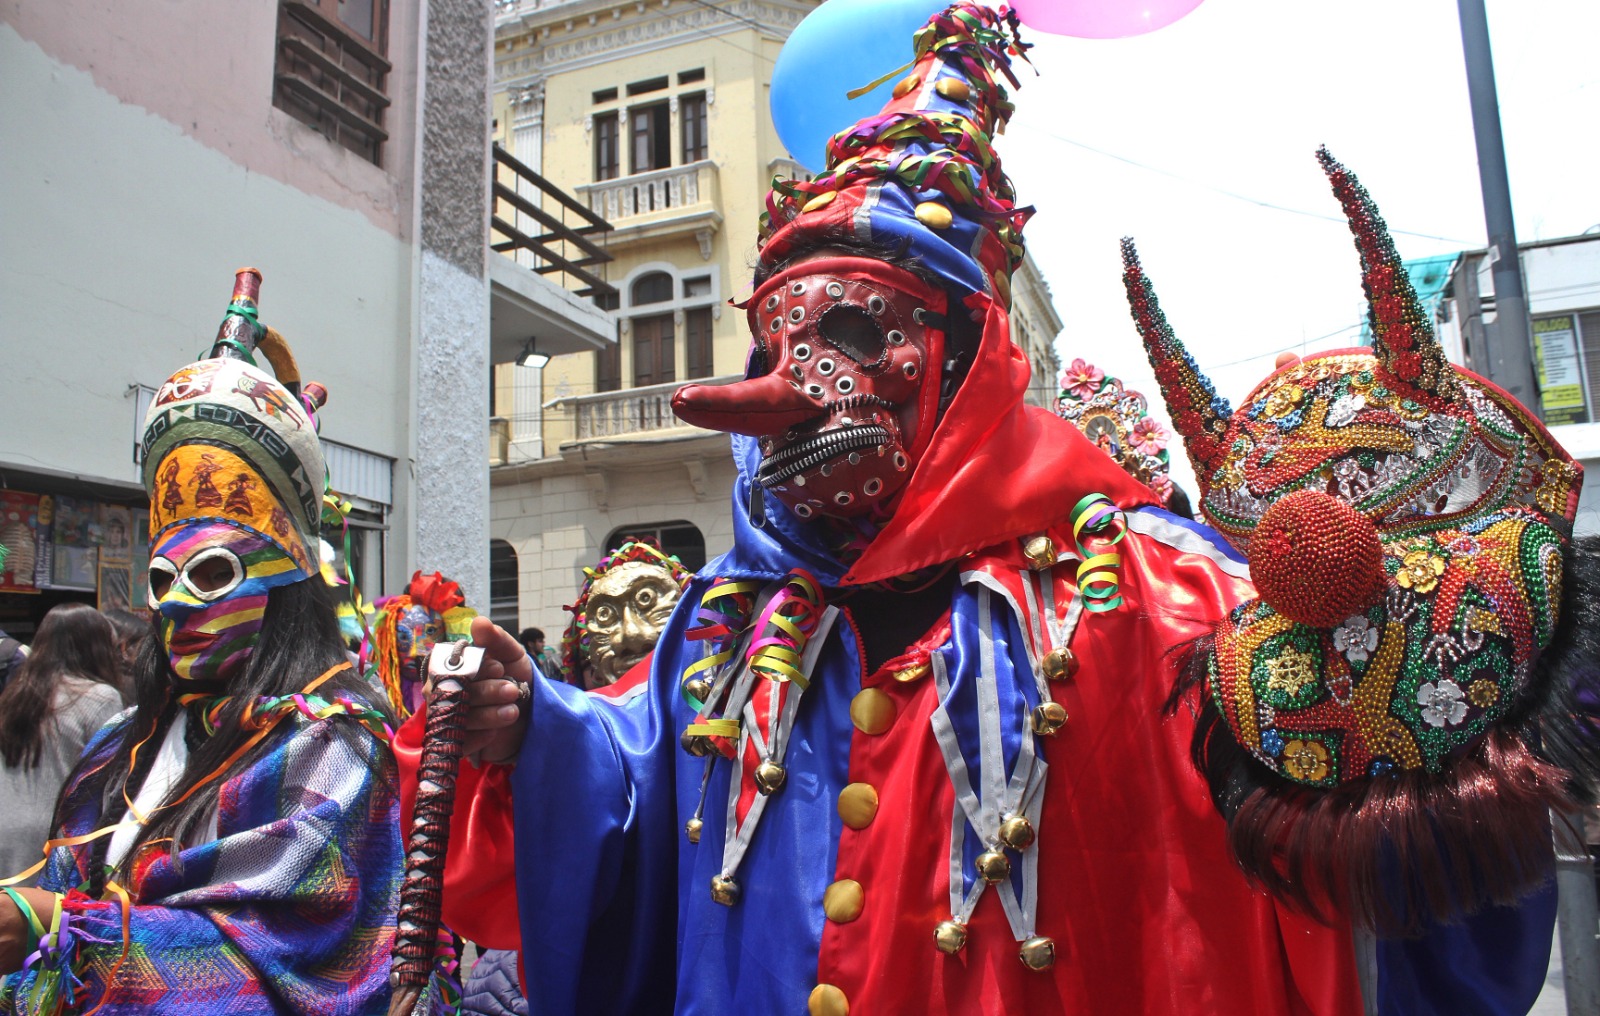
[673,256,948,519]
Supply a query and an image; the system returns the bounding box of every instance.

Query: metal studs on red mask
[746,260,947,519]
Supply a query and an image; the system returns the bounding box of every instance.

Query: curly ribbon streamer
[761,3,1034,276]
[681,579,761,709]
[747,571,825,688]
[1070,493,1127,612]
[685,719,741,739]
[678,571,825,752]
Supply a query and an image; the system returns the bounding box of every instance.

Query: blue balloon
[770,0,948,174]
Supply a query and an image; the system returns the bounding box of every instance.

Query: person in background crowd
[0,632,25,697]
[100,608,150,693]
[363,571,476,720]
[519,627,562,683]
[0,604,124,884]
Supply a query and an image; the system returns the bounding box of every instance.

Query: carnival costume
[364,571,477,719]
[398,6,1578,1014]
[558,540,691,687]
[0,271,400,1016]
[1123,148,1599,1010]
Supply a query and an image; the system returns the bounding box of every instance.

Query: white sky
[997,0,1600,498]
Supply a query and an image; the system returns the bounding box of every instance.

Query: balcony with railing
[487,142,617,369]
[547,374,742,444]
[574,161,722,250]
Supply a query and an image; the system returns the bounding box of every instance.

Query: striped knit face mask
[148,521,310,684]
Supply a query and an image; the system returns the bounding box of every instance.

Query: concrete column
[412,0,492,609]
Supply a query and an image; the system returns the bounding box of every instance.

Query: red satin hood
[843,295,1158,586]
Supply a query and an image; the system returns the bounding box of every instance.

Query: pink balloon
[1010,0,1206,39]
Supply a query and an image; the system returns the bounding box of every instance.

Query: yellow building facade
[487,0,1062,636]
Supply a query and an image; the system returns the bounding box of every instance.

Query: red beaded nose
[1247,490,1386,628]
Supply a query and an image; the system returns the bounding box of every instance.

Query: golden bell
[998,814,1035,851]
[685,817,703,844]
[754,759,787,796]
[1031,701,1068,736]
[684,678,713,703]
[892,73,921,99]
[1019,935,1057,971]
[933,919,969,955]
[1022,534,1055,570]
[1040,648,1076,682]
[975,849,1011,884]
[934,77,971,102]
[710,874,740,906]
[680,730,713,757]
[915,201,954,231]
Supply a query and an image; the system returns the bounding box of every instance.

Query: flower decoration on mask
[562,540,691,687]
[363,571,476,719]
[1054,360,1173,506]
[141,269,331,686]
[1126,150,1590,931]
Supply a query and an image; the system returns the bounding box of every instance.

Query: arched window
[631,271,676,387]
[631,272,673,305]
[489,539,519,630]
[603,521,706,572]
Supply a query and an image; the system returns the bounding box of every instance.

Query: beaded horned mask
[1127,149,1582,793]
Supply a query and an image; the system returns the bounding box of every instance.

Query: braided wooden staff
[388,639,486,1016]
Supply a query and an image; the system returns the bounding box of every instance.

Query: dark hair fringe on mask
[1166,535,1600,936]
[50,578,393,894]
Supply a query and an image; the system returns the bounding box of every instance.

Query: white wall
[1525,239,1600,316]
[2,24,416,576]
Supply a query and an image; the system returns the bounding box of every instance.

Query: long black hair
[53,578,390,886]
[0,603,124,769]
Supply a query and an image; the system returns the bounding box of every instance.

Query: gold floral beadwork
[1263,384,1305,419]
[1466,608,1502,636]
[1467,679,1500,709]
[1537,461,1579,514]
[1395,549,1446,594]
[1265,648,1318,697]
[1283,739,1330,782]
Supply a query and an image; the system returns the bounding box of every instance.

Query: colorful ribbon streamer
[747,571,826,688]
[681,579,760,710]
[1070,493,1127,612]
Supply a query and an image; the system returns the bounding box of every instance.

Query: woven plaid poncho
[1,709,400,1016]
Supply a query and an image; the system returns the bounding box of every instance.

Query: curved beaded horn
[1121,237,1232,494]
[1317,147,1456,399]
